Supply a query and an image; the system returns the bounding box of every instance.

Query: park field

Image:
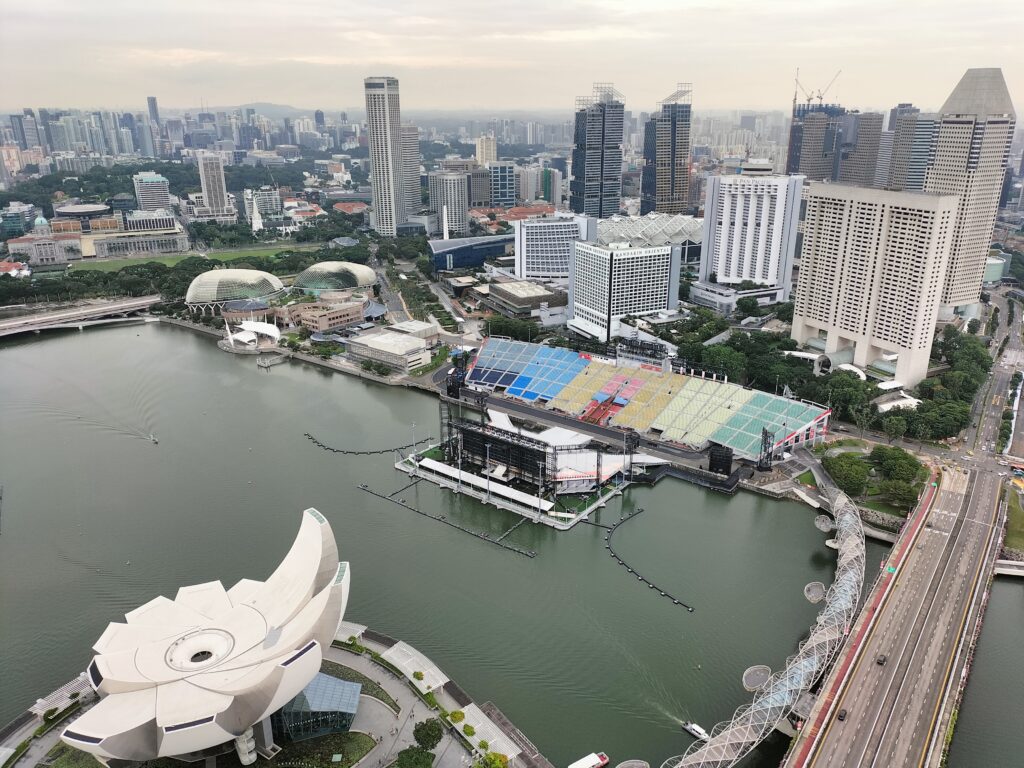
[71,244,320,273]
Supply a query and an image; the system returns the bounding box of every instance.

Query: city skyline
[2,0,1021,113]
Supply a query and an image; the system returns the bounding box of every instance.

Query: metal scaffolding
[662,480,866,768]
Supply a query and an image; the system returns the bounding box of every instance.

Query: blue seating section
[467,340,587,402]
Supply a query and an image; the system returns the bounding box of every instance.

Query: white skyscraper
[692,174,803,313]
[925,68,1016,313]
[427,171,469,237]
[791,183,958,387]
[475,135,497,165]
[198,153,230,214]
[568,240,681,342]
[513,214,595,283]
[132,171,171,211]
[400,124,421,218]
[364,76,405,236]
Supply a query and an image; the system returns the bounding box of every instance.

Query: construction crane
[793,68,843,110]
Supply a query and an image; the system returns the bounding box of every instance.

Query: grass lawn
[275,731,375,768]
[861,499,908,518]
[1006,490,1024,551]
[71,244,322,273]
[42,743,104,768]
[410,345,451,377]
[321,659,400,713]
[796,470,818,487]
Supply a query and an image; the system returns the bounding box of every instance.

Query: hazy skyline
[2,0,1021,115]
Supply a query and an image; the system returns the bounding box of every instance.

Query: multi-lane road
[787,292,1018,768]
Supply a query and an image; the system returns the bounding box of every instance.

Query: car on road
[837,709,848,722]
[876,654,888,666]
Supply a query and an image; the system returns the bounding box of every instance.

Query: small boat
[683,722,710,741]
[567,753,609,768]
[149,434,158,444]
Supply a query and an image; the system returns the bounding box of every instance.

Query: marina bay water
[12,321,1018,767]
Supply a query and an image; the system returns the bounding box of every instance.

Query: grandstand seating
[467,339,829,458]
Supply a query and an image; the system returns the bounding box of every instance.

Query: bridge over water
[0,296,160,338]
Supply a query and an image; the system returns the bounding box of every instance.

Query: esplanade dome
[185,269,285,310]
[293,261,376,293]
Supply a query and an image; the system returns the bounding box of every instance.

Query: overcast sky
[2,0,1020,116]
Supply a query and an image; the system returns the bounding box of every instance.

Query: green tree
[882,415,908,443]
[822,454,869,497]
[967,318,981,335]
[395,747,434,768]
[413,718,444,751]
[702,344,747,383]
[735,296,760,318]
[449,711,465,724]
[475,754,509,768]
[881,479,919,510]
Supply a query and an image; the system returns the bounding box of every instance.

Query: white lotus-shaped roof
[62,509,350,763]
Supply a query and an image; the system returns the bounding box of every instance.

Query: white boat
[567,753,609,768]
[682,722,710,741]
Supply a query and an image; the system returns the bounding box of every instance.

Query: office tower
[165,119,185,147]
[568,238,681,342]
[8,115,28,150]
[137,120,156,157]
[887,102,918,131]
[132,171,171,210]
[469,167,491,207]
[874,131,895,187]
[569,83,625,218]
[837,112,883,187]
[198,153,230,214]
[698,174,804,297]
[427,171,469,237]
[925,68,1016,312]
[147,97,161,128]
[243,187,283,220]
[475,135,497,165]
[489,161,516,208]
[118,128,135,155]
[364,76,405,236]
[904,114,937,192]
[640,84,693,214]
[740,114,757,132]
[400,124,421,216]
[514,214,594,283]
[791,183,957,387]
[516,166,541,203]
[542,167,563,207]
[786,103,846,180]
[314,110,325,131]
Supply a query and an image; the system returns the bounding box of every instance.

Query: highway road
[788,292,1017,768]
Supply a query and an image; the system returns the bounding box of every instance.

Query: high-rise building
[569,83,625,218]
[489,162,516,208]
[147,97,161,128]
[198,153,231,214]
[469,167,491,207]
[314,110,325,131]
[364,76,405,236]
[904,113,938,192]
[568,239,680,342]
[837,112,883,187]
[400,124,421,217]
[475,135,497,165]
[791,183,957,387]
[516,165,541,203]
[132,171,171,211]
[786,103,846,181]
[541,168,563,207]
[640,84,692,214]
[427,171,469,237]
[925,68,1016,312]
[696,174,803,305]
[513,214,595,283]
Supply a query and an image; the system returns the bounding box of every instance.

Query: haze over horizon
[2,0,1021,114]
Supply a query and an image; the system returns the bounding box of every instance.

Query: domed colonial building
[185,269,285,315]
